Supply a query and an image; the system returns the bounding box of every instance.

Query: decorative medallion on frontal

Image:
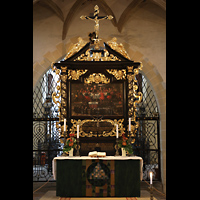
[86,162,110,186]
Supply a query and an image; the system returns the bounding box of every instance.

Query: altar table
[52,156,143,197]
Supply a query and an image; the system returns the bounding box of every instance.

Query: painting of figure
[71,83,123,117]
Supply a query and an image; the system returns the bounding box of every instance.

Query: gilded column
[60,66,68,137]
[127,64,143,137]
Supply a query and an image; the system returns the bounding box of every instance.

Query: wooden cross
[80,5,113,39]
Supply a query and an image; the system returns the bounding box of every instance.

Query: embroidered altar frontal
[83,159,115,197]
[56,159,141,197]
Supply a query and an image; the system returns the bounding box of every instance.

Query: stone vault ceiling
[33,0,166,40]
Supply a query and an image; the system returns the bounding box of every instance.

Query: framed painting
[71,82,124,117]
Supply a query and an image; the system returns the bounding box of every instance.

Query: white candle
[116,124,118,138]
[64,118,66,131]
[150,172,153,185]
[129,118,131,131]
[77,125,79,138]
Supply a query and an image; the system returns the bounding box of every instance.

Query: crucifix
[80,5,113,40]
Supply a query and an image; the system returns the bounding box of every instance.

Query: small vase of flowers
[118,133,133,156]
[63,133,77,156]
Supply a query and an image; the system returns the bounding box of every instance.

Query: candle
[150,172,153,185]
[129,118,131,132]
[116,124,118,138]
[77,125,79,138]
[64,118,66,131]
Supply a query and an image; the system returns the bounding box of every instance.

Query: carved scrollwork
[106,69,126,80]
[61,75,67,83]
[84,73,110,84]
[51,64,61,110]
[64,37,87,60]
[68,69,88,80]
[51,62,62,134]
[74,49,121,61]
[127,63,143,136]
[51,62,68,134]
[107,37,130,59]
[70,119,125,137]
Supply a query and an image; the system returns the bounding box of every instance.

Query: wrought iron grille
[33,120,63,181]
[134,119,160,180]
[136,74,159,118]
[33,68,160,181]
[33,68,62,181]
[33,68,60,119]
[134,73,160,181]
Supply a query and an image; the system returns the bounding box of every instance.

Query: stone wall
[33,0,166,193]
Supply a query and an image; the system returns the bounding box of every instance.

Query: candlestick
[149,184,153,200]
[64,118,66,131]
[63,131,67,146]
[77,125,79,138]
[129,117,131,132]
[61,130,68,156]
[115,138,120,156]
[116,124,118,138]
[75,138,80,156]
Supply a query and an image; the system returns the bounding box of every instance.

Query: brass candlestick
[75,138,80,156]
[115,138,120,156]
[128,130,131,141]
[63,131,67,146]
[128,130,135,156]
[149,184,154,200]
[61,131,68,156]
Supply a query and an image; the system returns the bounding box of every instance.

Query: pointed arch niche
[33,44,166,193]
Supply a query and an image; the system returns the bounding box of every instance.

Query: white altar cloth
[52,156,143,180]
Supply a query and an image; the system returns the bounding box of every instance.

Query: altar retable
[51,4,143,198]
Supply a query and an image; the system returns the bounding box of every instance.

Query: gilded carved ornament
[64,37,87,60]
[70,119,125,138]
[50,35,143,139]
[106,69,126,80]
[51,62,61,110]
[84,73,110,84]
[126,63,143,136]
[51,62,62,134]
[61,75,67,83]
[68,69,88,80]
[107,37,130,59]
[74,49,121,61]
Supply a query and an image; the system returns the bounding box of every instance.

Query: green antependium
[118,133,133,155]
